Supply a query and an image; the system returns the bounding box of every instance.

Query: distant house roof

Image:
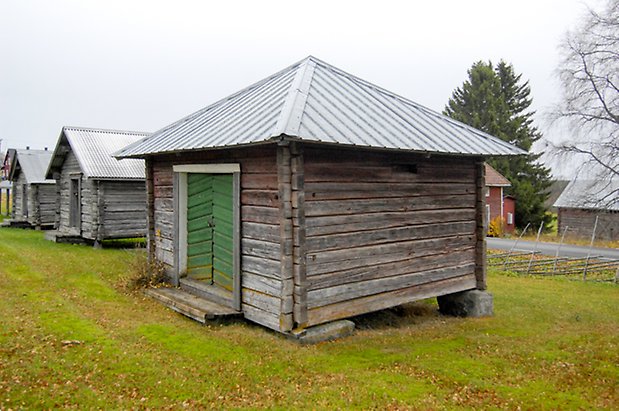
[47,127,150,180]
[116,56,525,159]
[554,179,619,211]
[9,149,55,184]
[485,163,511,187]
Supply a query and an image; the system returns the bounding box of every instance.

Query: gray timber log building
[8,148,56,229]
[116,56,524,334]
[554,179,619,241]
[46,127,150,244]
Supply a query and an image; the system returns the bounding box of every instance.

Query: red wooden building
[485,164,515,234]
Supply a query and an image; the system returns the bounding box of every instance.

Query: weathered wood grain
[278,144,294,332]
[305,209,475,237]
[242,288,281,315]
[306,235,475,273]
[474,160,487,290]
[306,221,476,252]
[306,274,477,326]
[307,263,476,309]
[305,195,476,217]
[306,248,475,291]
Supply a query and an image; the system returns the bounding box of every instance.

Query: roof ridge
[274,58,317,136]
[144,57,312,141]
[62,126,151,136]
[15,148,52,154]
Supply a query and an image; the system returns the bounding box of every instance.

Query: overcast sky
[0,0,601,176]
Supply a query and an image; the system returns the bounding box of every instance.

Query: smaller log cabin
[117,56,524,335]
[7,148,56,229]
[554,179,619,241]
[45,127,150,244]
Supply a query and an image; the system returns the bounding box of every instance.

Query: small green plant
[487,216,505,237]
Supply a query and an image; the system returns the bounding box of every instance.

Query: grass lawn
[0,228,617,409]
[0,192,9,223]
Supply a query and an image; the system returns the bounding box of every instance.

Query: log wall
[300,146,481,327]
[11,172,27,221]
[35,183,57,227]
[56,150,96,238]
[100,180,147,239]
[55,150,145,241]
[149,146,283,331]
[558,208,619,241]
[11,172,55,227]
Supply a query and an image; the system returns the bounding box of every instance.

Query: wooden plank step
[179,277,233,308]
[143,287,240,323]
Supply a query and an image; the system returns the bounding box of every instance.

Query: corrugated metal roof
[117,56,525,159]
[554,179,619,211]
[48,127,149,180]
[485,163,511,187]
[9,149,55,184]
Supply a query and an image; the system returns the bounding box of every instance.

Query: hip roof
[116,56,525,159]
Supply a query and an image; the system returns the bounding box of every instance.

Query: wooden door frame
[173,164,241,310]
[22,184,28,218]
[69,174,82,233]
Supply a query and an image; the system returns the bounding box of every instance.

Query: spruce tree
[445,60,552,230]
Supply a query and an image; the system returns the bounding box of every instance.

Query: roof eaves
[45,130,72,180]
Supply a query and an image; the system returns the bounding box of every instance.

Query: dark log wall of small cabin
[99,180,147,239]
[33,184,56,226]
[11,171,27,220]
[299,146,481,327]
[54,149,146,241]
[148,146,283,331]
[56,150,97,238]
[12,168,58,227]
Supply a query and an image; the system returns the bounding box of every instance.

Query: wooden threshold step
[144,287,241,323]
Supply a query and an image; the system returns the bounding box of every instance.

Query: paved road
[487,237,619,260]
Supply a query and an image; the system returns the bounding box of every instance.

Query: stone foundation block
[290,320,355,344]
[437,289,494,317]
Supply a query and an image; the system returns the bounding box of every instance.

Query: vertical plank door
[212,174,234,292]
[186,173,214,281]
[186,173,235,294]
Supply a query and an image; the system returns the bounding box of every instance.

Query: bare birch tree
[549,0,619,206]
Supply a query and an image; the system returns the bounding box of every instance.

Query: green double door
[186,173,234,294]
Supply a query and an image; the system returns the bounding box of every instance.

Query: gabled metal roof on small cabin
[116,56,525,159]
[9,149,55,184]
[46,127,149,180]
[485,163,511,187]
[553,179,619,211]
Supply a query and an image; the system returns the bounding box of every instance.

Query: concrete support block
[290,320,355,344]
[437,289,494,317]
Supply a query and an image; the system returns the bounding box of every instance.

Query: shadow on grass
[206,300,443,333]
[100,238,146,249]
[350,301,441,330]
